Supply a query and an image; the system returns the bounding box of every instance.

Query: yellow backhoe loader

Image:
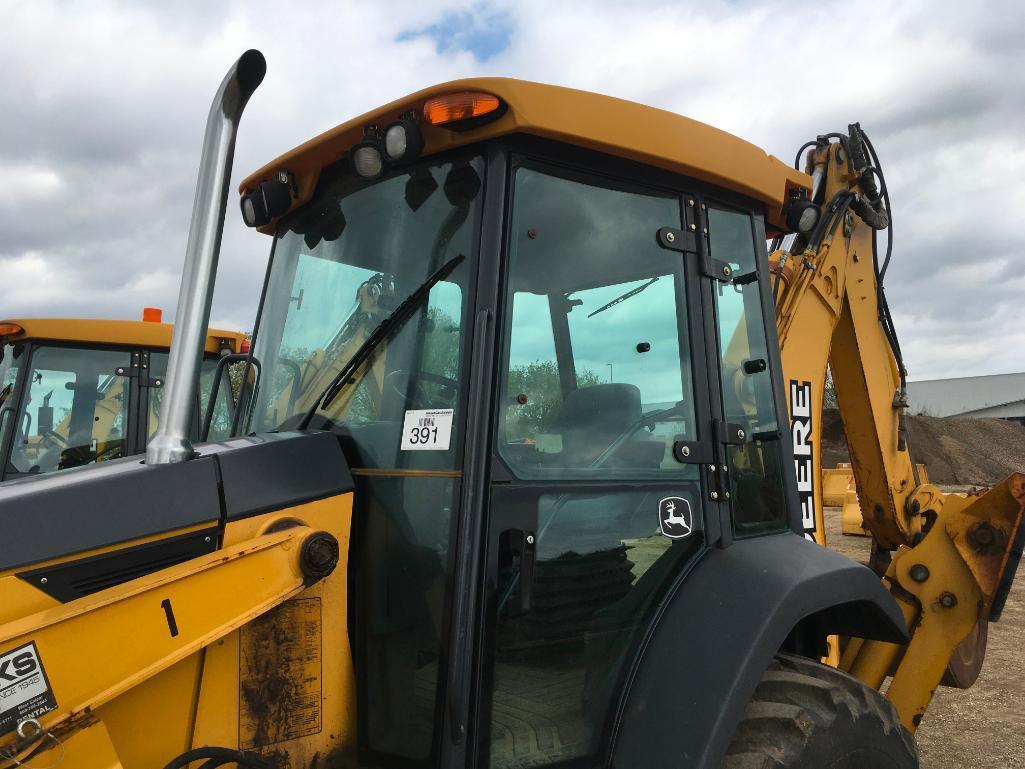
[0,50,1020,769]
[0,313,244,481]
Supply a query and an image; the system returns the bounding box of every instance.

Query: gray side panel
[0,456,220,572]
[203,431,354,520]
[611,533,907,769]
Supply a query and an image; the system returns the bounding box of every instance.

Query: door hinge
[673,432,735,503]
[656,225,732,282]
[115,351,163,388]
[704,462,729,503]
[672,438,713,464]
[715,419,747,446]
[702,421,747,503]
[671,438,724,502]
[656,226,697,254]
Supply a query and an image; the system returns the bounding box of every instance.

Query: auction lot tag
[401,409,454,451]
[0,642,57,736]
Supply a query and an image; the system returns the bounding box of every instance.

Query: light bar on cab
[423,92,504,130]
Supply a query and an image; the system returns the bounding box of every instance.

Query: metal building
[906,372,1025,423]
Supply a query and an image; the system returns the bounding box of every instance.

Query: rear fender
[610,533,907,769]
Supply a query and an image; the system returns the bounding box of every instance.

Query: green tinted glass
[10,345,131,474]
[497,165,697,481]
[707,206,787,532]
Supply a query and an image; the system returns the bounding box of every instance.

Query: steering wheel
[34,428,68,460]
[56,440,124,470]
[39,428,67,446]
[587,401,687,469]
[91,442,124,464]
[383,369,459,408]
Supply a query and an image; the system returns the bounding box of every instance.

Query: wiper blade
[297,253,465,429]
[586,276,659,318]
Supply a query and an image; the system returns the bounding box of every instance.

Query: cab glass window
[9,346,131,474]
[148,353,237,443]
[497,163,697,480]
[0,344,20,405]
[707,205,787,532]
[0,343,25,469]
[252,156,480,473]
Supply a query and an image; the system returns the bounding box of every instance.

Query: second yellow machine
[0,313,244,481]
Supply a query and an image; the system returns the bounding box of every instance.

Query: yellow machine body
[0,318,244,356]
[0,451,355,768]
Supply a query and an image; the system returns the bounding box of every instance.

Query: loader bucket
[841,489,870,537]
[822,464,854,507]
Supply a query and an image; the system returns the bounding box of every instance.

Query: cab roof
[0,318,245,355]
[241,77,810,233]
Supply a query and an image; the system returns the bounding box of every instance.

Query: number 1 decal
[160,598,180,638]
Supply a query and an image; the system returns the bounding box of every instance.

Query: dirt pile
[820,409,1025,485]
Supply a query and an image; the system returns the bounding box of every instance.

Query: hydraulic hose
[846,124,889,232]
[784,126,916,475]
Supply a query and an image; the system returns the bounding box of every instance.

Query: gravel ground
[825,506,1025,768]
[821,410,1025,486]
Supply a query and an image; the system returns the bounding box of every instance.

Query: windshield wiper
[297,253,465,430]
[586,276,659,318]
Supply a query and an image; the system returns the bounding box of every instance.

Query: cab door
[479,157,716,769]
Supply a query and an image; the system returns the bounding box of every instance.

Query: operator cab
[241,81,800,769]
[0,319,240,481]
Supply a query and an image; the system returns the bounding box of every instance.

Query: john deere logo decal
[789,380,815,541]
[659,496,693,539]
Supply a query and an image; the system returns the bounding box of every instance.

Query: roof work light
[240,171,293,227]
[384,111,424,165]
[352,126,386,180]
[785,197,820,235]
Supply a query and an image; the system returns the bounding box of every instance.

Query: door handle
[501,528,536,616]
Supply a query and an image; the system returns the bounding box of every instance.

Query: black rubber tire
[722,653,918,769]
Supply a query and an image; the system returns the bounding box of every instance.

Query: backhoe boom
[774,130,1025,728]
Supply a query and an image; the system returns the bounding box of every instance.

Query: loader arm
[774,133,1025,730]
[0,524,325,762]
[0,433,356,769]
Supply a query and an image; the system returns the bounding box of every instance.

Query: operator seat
[549,383,663,469]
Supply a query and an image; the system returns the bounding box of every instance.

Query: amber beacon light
[423,92,503,129]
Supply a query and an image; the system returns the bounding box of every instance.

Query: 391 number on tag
[401,409,454,451]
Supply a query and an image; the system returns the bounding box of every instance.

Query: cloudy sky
[2,0,1022,380]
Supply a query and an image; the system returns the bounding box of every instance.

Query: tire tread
[722,653,917,768]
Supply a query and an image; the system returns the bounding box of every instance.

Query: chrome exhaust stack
[148,50,266,465]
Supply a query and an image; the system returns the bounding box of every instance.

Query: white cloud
[0,165,64,202]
